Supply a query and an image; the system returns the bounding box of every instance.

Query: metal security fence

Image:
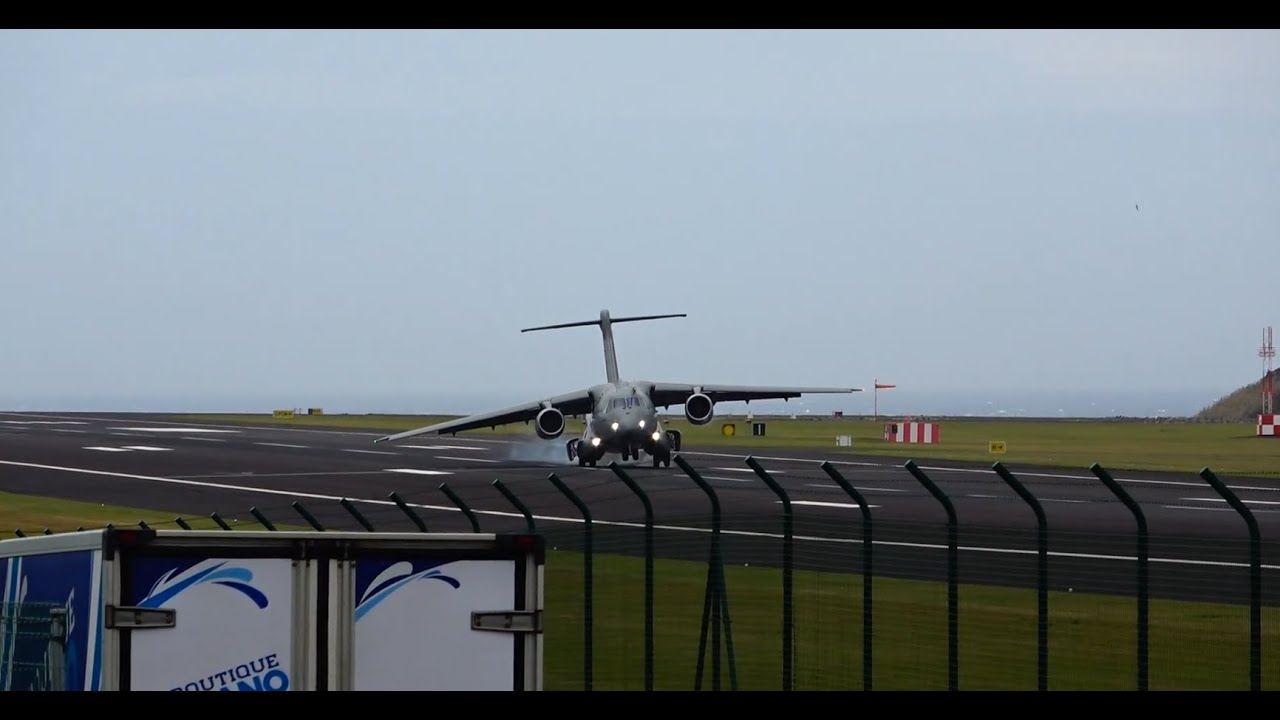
[9,456,1280,691]
[0,602,69,691]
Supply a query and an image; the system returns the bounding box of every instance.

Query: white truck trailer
[0,527,544,691]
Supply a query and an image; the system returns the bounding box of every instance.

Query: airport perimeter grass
[5,491,1279,690]
[176,413,1280,477]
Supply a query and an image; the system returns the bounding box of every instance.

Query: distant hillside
[1195,369,1280,421]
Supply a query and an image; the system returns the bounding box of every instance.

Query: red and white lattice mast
[1262,326,1275,415]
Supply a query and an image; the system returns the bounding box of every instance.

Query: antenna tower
[1262,326,1275,415]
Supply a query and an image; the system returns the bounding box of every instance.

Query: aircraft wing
[648,383,863,407]
[372,389,595,443]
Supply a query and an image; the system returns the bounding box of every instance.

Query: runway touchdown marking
[6,458,1280,573]
[108,427,240,434]
[784,500,879,510]
[83,445,172,453]
[1183,497,1280,507]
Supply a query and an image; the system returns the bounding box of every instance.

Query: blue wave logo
[355,562,460,623]
[138,561,268,610]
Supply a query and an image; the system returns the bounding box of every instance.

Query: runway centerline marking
[120,446,171,452]
[435,456,499,463]
[385,468,453,476]
[403,445,488,452]
[82,447,130,452]
[182,437,226,443]
[255,442,310,449]
[3,458,1278,572]
[342,449,398,456]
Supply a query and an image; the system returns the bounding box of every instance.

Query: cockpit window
[608,396,643,410]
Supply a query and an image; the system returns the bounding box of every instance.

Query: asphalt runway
[2,411,1279,607]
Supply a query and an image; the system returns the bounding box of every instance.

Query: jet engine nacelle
[535,407,566,439]
[684,392,714,425]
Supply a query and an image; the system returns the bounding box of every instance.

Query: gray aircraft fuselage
[569,380,675,467]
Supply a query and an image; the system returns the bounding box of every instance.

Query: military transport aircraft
[373,310,862,467]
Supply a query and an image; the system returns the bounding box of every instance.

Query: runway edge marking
[2,459,1278,572]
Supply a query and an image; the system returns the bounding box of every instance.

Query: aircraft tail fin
[521,309,686,384]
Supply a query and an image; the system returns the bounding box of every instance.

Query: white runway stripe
[403,445,488,452]
[255,442,310,449]
[83,447,130,452]
[343,449,398,456]
[120,446,171,452]
[384,468,453,476]
[435,456,499,463]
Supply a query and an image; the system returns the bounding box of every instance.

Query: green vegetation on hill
[1196,369,1280,422]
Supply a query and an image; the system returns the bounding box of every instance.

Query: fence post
[609,461,654,691]
[292,502,325,531]
[547,473,592,691]
[210,513,231,531]
[674,454,738,691]
[746,455,793,692]
[492,480,536,533]
[904,460,958,691]
[1090,463,1147,691]
[174,517,192,531]
[820,461,873,691]
[439,483,480,532]
[389,492,429,532]
[249,507,276,531]
[1199,466,1261,691]
[339,498,375,532]
[993,462,1048,691]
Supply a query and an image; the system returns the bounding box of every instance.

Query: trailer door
[338,537,542,691]
[117,553,299,692]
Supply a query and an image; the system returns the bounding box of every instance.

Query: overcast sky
[3,30,1278,413]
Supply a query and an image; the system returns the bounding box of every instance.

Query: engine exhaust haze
[503,437,573,465]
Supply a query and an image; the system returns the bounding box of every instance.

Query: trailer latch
[471,610,541,634]
[105,605,176,629]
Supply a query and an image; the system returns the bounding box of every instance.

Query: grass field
[5,490,1279,690]
[174,413,1280,477]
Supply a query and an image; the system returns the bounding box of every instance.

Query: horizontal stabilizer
[521,312,686,333]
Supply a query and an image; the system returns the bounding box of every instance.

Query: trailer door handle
[471,610,541,634]
[105,605,176,629]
